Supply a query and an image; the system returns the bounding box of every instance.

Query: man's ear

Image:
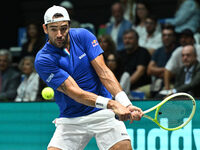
[42,24,48,34]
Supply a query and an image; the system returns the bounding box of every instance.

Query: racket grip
[115,114,131,120]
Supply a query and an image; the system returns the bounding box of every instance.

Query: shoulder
[138,47,150,54]
[121,19,132,27]
[70,28,96,42]
[171,46,182,56]
[4,68,20,78]
[70,28,92,36]
[35,46,60,70]
[195,61,200,69]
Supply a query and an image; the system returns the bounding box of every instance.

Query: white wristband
[95,96,110,109]
[115,91,132,107]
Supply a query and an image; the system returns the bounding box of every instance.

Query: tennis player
[35,5,143,150]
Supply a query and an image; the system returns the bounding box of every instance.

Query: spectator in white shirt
[164,29,200,89]
[15,56,40,102]
[139,15,162,55]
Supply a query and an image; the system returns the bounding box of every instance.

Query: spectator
[164,29,200,89]
[106,52,131,96]
[106,52,123,82]
[142,24,177,98]
[159,45,200,97]
[119,29,151,90]
[106,2,132,51]
[139,15,162,55]
[132,0,150,38]
[109,0,137,24]
[165,0,200,33]
[60,0,80,28]
[21,21,45,59]
[0,49,20,101]
[98,34,116,61]
[15,56,40,102]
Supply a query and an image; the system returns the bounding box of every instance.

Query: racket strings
[157,96,193,129]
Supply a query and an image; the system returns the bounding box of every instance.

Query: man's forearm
[98,67,122,97]
[164,69,171,90]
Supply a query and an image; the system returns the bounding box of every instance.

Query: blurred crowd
[0,0,200,102]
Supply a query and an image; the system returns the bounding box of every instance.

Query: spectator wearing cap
[60,0,80,28]
[164,29,200,89]
[0,49,21,101]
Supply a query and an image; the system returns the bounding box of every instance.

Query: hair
[123,29,139,41]
[146,14,157,23]
[25,20,43,39]
[106,52,123,81]
[180,29,194,38]
[111,2,124,12]
[53,13,64,18]
[0,49,12,63]
[18,56,35,72]
[98,34,116,52]
[161,24,176,34]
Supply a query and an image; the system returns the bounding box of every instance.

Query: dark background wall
[0,0,177,49]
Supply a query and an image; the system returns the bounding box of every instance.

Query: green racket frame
[143,92,196,131]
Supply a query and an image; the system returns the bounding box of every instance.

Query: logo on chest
[79,53,86,59]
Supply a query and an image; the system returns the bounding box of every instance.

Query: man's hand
[127,105,143,123]
[108,100,131,121]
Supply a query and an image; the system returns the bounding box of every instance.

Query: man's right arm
[57,76,131,121]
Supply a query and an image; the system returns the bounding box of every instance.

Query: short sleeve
[35,54,69,90]
[165,47,182,72]
[77,29,104,61]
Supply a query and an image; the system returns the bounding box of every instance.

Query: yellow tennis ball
[41,87,54,100]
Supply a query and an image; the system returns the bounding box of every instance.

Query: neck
[126,45,138,54]
[64,34,70,50]
[165,44,175,52]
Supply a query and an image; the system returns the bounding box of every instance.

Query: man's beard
[124,44,134,51]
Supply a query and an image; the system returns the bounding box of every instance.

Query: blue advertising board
[0,100,199,150]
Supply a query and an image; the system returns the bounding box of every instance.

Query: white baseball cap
[44,5,70,24]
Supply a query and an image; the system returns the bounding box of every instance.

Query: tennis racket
[143,92,196,131]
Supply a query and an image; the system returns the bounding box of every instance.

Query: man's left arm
[91,54,143,119]
[91,54,122,96]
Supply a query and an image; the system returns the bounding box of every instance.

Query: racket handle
[115,115,119,120]
[115,114,131,120]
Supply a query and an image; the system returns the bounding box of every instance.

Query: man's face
[27,24,38,38]
[182,45,196,67]
[123,32,137,50]
[0,55,9,71]
[112,3,123,23]
[145,18,156,34]
[22,59,33,75]
[162,29,175,47]
[179,35,194,46]
[43,21,70,48]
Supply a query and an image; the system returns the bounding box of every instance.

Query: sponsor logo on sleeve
[91,40,99,47]
[46,73,54,83]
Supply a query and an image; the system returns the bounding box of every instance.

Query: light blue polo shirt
[35,28,112,118]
